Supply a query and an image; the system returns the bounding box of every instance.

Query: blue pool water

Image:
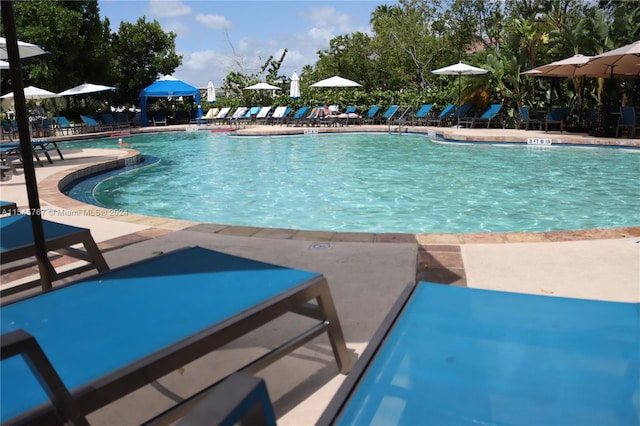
[62,132,640,234]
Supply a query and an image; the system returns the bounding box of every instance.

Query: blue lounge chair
[335,106,360,126]
[0,138,63,167]
[452,103,473,125]
[0,201,18,215]
[545,107,569,132]
[100,113,125,130]
[151,111,168,126]
[80,115,104,132]
[616,106,637,138]
[427,104,456,126]
[460,103,503,128]
[286,106,311,126]
[412,104,434,126]
[196,282,639,425]
[377,105,400,124]
[0,246,352,424]
[53,116,75,135]
[1,119,18,141]
[362,105,380,124]
[517,106,542,130]
[0,214,109,296]
[320,282,640,425]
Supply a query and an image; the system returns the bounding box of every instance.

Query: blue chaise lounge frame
[0,214,109,296]
[206,281,640,425]
[0,246,352,425]
[317,282,639,425]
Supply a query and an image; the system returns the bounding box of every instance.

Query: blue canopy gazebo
[139,75,202,126]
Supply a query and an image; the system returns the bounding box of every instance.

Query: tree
[2,0,112,93]
[110,17,182,105]
[370,1,440,90]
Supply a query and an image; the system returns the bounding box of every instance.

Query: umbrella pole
[2,0,53,290]
[457,74,461,127]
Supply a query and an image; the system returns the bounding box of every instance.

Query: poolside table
[1,246,352,425]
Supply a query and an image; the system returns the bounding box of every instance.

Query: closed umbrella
[290,72,300,99]
[0,36,48,59]
[206,80,216,103]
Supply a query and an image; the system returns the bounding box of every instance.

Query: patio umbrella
[244,82,281,90]
[0,36,48,59]
[206,80,216,103]
[0,59,8,69]
[290,72,300,99]
[1,85,60,100]
[585,40,640,78]
[57,82,116,97]
[521,54,592,77]
[432,62,489,125]
[310,75,361,88]
[1,2,53,288]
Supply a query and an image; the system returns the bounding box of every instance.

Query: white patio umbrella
[432,62,489,106]
[58,82,116,96]
[290,72,300,99]
[206,80,216,103]
[0,36,48,59]
[244,82,281,90]
[0,60,9,69]
[1,85,59,100]
[310,75,361,88]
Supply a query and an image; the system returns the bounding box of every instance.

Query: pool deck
[1,124,639,425]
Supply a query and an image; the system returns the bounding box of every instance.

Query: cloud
[172,3,373,88]
[306,6,354,33]
[148,0,192,18]
[195,13,233,31]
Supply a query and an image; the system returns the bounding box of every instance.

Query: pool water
[62,132,640,234]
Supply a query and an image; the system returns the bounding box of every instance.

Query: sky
[98,0,397,89]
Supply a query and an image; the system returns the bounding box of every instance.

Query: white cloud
[306,6,353,33]
[195,13,233,31]
[171,3,373,88]
[148,0,192,18]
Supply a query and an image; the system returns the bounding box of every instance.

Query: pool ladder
[388,106,413,134]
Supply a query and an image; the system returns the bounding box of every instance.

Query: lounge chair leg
[316,280,353,374]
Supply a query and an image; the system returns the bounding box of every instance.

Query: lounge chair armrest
[175,373,276,426]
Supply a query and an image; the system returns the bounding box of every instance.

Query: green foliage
[111,17,182,105]
[3,0,638,121]
[3,0,113,93]
[1,0,181,109]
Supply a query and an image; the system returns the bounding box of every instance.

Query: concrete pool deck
[1,124,639,424]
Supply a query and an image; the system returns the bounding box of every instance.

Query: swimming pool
[63,132,640,234]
